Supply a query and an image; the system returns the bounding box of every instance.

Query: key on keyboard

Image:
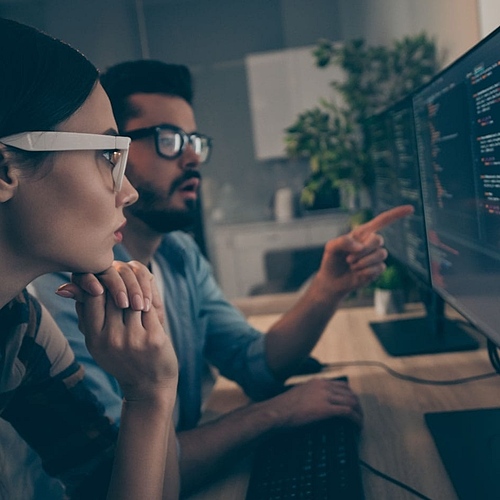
[246,416,365,500]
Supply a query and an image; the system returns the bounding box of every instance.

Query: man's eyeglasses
[126,124,212,164]
[0,131,130,191]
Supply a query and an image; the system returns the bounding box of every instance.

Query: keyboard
[245,416,365,500]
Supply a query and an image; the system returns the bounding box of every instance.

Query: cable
[320,360,498,385]
[360,460,433,500]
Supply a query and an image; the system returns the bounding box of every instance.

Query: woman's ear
[0,147,20,202]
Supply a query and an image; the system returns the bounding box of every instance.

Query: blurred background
[1,0,497,299]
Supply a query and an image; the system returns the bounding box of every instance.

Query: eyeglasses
[126,124,212,164]
[0,131,131,191]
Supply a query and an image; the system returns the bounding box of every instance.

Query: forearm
[107,392,179,500]
[177,399,285,497]
[163,420,180,500]
[265,271,346,377]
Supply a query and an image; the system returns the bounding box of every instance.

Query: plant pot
[374,288,405,316]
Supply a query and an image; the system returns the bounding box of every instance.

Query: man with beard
[31,60,412,496]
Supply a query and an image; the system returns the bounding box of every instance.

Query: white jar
[273,188,294,222]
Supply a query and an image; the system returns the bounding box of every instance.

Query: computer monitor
[369,95,428,281]
[413,31,500,352]
[412,25,500,500]
[367,96,478,356]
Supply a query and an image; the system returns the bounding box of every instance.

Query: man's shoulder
[158,231,200,257]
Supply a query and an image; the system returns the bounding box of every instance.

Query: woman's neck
[0,246,43,309]
[121,217,163,267]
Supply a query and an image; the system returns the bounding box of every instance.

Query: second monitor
[367,95,478,356]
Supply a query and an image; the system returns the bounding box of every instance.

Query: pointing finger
[351,205,414,242]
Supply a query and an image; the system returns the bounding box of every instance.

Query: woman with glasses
[0,17,179,500]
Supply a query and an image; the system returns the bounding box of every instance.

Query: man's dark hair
[100,60,193,132]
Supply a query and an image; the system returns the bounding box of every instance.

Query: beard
[127,170,201,233]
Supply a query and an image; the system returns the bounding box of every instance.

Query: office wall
[477,0,500,37]
[0,0,481,234]
[336,0,480,66]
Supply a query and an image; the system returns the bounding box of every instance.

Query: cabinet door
[232,227,309,251]
[308,214,350,244]
[231,227,310,297]
[211,214,350,298]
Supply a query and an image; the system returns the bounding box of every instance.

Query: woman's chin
[73,257,113,276]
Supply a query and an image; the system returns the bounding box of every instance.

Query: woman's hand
[56,261,177,401]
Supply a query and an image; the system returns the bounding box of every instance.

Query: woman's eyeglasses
[126,124,212,164]
[0,131,130,192]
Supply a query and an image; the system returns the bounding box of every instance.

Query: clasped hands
[56,260,178,402]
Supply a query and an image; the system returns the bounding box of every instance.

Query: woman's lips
[114,220,127,243]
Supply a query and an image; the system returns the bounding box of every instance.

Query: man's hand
[317,205,414,298]
[263,378,363,428]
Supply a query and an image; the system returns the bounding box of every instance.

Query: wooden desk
[187,304,500,500]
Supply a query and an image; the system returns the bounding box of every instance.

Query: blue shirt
[31,231,284,431]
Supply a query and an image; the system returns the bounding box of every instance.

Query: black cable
[320,360,498,385]
[315,348,497,499]
[360,460,433,500]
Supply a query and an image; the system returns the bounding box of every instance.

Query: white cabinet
[210,212,350,298]
[245,45,345,160]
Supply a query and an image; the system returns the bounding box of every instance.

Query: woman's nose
[117,175,139,207]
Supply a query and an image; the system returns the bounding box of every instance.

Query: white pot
[374,288,405,316]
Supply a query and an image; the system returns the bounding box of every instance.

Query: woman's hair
[0,18,99,170]
[0,17,98,136]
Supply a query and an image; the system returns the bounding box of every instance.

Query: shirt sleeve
[30,272,124,423]
[2,298,118,498]
[180,233,285,401]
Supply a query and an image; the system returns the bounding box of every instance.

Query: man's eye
[159,136,177,148]
[102,149,119,166]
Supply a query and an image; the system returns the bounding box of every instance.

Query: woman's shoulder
[0,289,42,340]
[0,290,43,396]
[0,289,77,390]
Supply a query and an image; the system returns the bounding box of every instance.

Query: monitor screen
[367,94,478,357]
[413,25,500,349]
[369,95,429,284]
[412,26,500,500]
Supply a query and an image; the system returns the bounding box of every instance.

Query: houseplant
[285,33,440,212]
[373,263,406,316]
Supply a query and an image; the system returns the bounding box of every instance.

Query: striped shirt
[0,290,118,499]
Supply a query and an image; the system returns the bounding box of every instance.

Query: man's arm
[177,377,361,497]
[264,205,414,379]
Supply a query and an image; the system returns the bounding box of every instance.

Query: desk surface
[187,304,500,500]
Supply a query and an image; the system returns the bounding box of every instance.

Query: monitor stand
[369,291,479,356]
[425,407,500,500]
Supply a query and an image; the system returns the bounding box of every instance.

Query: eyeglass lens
[157,128,210,162]
[111,150,128,192]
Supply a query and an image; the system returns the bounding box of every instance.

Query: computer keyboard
[245,416,365,500]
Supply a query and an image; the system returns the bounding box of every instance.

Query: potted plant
[373,263,406,315]
[285,33,440,213]
[284,104,366,211]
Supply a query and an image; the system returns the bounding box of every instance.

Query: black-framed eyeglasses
[126,124,212,164]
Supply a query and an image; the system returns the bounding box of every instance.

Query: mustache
[169,170,201,195]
